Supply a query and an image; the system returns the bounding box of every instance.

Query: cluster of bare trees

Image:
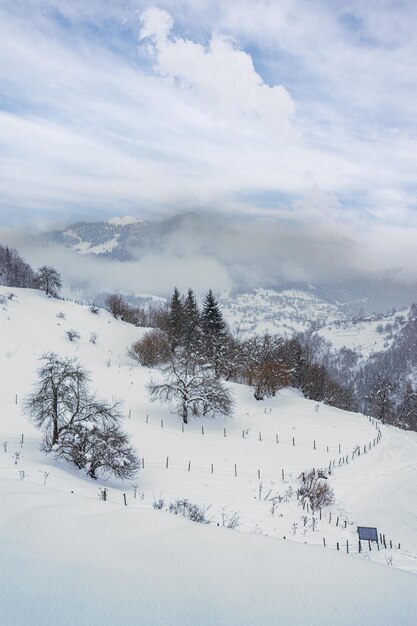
[104,293,167,328]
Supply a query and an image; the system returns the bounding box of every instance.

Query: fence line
[320,537,401,555]
[138,413,381,457]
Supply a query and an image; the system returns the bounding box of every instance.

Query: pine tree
[183,288,201,355]
[201,289,228,375]
[168,287,185,351]
[201,289,226,335]
[0,244,35,288]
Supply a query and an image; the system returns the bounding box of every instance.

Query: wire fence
[138,412,381,458]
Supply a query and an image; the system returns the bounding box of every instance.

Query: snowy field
[1,287,417,624]
[317,309,409,358]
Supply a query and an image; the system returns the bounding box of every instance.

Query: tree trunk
[52,388,59,445]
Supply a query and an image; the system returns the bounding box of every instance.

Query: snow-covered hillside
[1,286,417,624]
[220,288,347,336]
[317,308,409,359]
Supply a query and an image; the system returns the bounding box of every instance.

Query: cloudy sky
[1,1,417,249]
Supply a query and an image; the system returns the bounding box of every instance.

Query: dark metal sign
[357,526,378,542]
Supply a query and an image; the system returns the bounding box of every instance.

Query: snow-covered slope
[317,308,409,358]
[220,288,347,337]
[1,286,416,624]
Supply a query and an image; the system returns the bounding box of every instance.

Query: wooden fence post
[234,463,237,477]
[166,456,169,469]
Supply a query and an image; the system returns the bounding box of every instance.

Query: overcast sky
[1,1,417,263]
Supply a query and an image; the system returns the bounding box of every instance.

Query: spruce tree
[201,289,227,375]
[183,288,201,355]
[168,287,185,351]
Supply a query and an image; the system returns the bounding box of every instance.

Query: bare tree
[148,354,233,424]
[35,265,62,297]
[241,334,290,400]
[24,353,138,479]
[55,422,139,479]
[24,353,123,448]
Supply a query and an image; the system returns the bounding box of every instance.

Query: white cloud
[139,7,295,140]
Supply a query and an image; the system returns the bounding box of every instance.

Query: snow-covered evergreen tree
[201,289,228,375]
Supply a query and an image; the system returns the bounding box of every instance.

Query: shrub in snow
[297,470,334,511]
[104,293,143,325]
[168,499,212,524]
[89,305,99,315]
[89,332,98,344]
[0,293,15,304]
[220,508,241,529]
[128,329,171,367]
[66,329,80,342]
[152,497,165,510]
[56,311,65,319]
